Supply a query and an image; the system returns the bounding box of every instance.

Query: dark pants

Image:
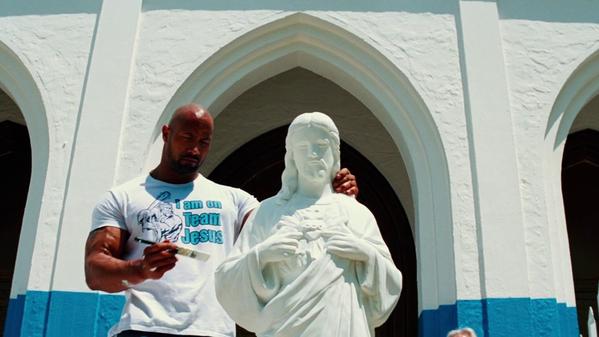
[116,330,208,337]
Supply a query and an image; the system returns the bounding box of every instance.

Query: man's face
[291,126,335,183]
[159,203,173,214]
[163,118,213,175]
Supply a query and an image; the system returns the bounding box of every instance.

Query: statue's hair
[446,328,477,337]
[275,112,341,203]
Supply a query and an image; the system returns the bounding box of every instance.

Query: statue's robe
[215,194,402,337]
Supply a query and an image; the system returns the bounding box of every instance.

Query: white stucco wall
[499,0,599,305]
[116,7,476,309]
[0,1,100,295]
[2,2,597,325]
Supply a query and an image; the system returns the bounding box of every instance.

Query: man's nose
[189,144,201,155]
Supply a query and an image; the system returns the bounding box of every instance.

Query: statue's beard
[298,160,330,182]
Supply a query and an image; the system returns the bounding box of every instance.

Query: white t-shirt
[91,174,259,337]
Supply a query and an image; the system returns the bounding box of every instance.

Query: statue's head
[276,112,341,202]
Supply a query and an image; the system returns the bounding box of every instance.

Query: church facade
[1,0,598,336]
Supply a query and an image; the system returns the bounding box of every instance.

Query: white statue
[214,112,402,337]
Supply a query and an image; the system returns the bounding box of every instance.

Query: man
[214,112,401,337]
[84,104,358,337]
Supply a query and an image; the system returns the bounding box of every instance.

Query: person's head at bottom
[447,327,477,337]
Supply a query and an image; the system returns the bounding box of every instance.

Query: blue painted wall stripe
[419,298,579,337]
[4,292,579,337]
[46,291,100,337]
[456,300,484,337]
[559,303,579,337]
[96,293,126,337]
[486,298,534,337]
[419,303,457,337]
[4,291,125,337]
[4,294,25,337]
[531,298,560,337]
[20,291,50,337]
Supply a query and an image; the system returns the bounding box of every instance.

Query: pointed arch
[547,48,599,148]
[151,12,455,314]
[544,47,599,309]
[0,40,49,297]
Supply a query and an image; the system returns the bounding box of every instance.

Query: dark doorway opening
[209,125,417,337]
[562,129,599,336]
[0,121,31,333]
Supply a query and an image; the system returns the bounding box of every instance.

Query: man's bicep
[85,226,129,260]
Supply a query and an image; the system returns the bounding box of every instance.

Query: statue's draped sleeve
[214,201,282,333]
[349,206,403,327]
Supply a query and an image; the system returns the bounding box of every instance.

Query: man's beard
[170,156,201,174]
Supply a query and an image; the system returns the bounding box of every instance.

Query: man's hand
[333,168,359,197]
[134,241,179,281]
[255,228,303,267]
[85,227,179,292]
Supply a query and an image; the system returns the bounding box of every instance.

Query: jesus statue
[214,112,402,337]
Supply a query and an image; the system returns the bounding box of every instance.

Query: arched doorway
[562,127,599,336]
[209,125,418,337]
[0,90,31,333]
[154,13,453,325]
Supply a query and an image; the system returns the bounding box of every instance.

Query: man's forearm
[85,253,143,293]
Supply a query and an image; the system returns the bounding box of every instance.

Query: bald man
[84,104,358,337]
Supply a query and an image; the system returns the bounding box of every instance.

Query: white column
[457,0,530,299]
[50,0,143,292]
[589,307,597,337]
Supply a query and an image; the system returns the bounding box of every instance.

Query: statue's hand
[322,226,374,262]
[255,228,303,267]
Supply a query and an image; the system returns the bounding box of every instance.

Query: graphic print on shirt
[137,191,183,242]
[175,198,224,245]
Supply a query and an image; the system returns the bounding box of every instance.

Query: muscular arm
[84,227,178,293]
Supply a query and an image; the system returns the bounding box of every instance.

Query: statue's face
[291,126,335,183]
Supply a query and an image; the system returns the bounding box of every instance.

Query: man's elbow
[84,262,108,292]
[84,266,101,291]
[86,277,101,291]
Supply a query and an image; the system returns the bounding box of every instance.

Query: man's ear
[162,125,169,142]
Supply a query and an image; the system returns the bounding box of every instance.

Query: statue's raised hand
[255,226,303,267]
[322,224,375,262]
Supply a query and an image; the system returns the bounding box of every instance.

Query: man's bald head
[156,103,215,182]
[168,103,213,131]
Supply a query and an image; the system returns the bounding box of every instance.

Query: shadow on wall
[497,0,599,23]
[142,0,457,14]
[0,0,101,16]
